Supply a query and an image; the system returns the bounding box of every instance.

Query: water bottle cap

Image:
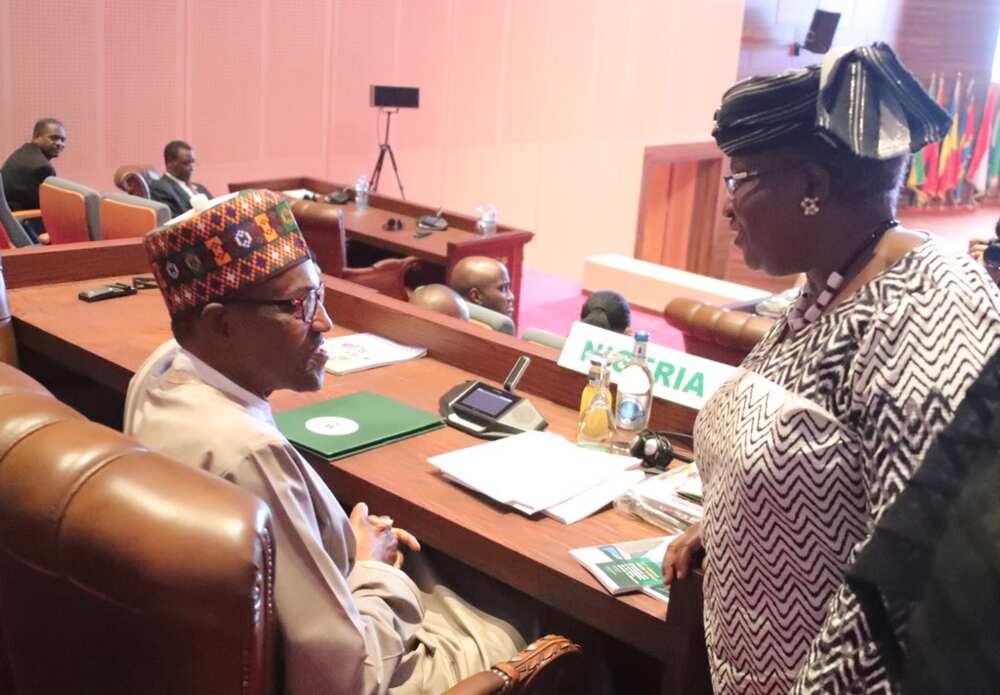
[635,330,650,342]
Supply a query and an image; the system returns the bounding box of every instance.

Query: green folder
[274,391,443,460]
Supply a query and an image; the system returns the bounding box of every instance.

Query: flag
[906,74,934,205]
[955,80,976,198]
[937,73,963,198]
[989,104,1000,192]
[924,75,945,198]
[967,83,997,193]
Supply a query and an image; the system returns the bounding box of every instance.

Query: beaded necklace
[787,218,899,332]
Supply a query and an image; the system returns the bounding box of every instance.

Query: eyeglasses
[723,163,809,197]
[228,286,325,325]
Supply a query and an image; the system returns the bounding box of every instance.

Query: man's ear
[199,303,231,339]
[801,161,831,200]
[467,287,483,305]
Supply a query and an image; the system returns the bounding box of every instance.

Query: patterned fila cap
[143,189,310,316]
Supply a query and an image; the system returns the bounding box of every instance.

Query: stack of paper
[614,463,703,532]
[324,333,427,375]
[428,431,642,523]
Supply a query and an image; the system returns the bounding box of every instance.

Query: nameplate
[557,322,736,410]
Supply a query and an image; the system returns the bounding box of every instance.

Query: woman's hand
[968,238,989,265]
[662,522,703,584]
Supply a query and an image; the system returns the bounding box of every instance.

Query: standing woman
[663,44,1000,694]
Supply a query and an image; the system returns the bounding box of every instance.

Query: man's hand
[662,522,703,585]
[349,503,421,568]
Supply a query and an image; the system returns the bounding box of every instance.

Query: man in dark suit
[149,140,212,218]
[1,118,66,243]
[2,118,66,211]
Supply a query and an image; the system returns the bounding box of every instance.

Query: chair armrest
[12,209,41,221]
[442,634,582,695]
[343,256,421,302]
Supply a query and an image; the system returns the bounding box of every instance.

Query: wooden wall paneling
[660,161,697,269]
[894,0,1000,125]
[634,159,671,264]
[684,159,724,277]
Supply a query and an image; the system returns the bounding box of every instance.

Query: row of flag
[904,73,1000,207]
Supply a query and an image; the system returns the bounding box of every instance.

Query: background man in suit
[1,118,66,243]
[149,140,212,218]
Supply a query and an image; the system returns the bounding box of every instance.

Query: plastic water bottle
[475,204,498,236]
[355,175,370,212]
[577,354,614,451]
[613,331,654,452]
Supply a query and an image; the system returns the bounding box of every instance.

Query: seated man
[149,140,212,218]
[410,283,470,321]
[1,117,66,242]
[449,256,514,320]
[124,191,523,695]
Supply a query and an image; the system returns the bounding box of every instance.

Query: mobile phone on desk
[78,283,138,302]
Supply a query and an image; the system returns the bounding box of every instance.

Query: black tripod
[369,109,406,200]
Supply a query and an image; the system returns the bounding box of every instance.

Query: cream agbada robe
[124,342,522,695]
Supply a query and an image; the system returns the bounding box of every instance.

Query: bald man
[449,256,515,318]
[410,284,470,321]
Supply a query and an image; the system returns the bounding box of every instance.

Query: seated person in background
[149,140,212,218]
[580,290,631,334]
[410,283,470,321]
[449,256,515,319]
[1,117,66,242]
[124,191,524,695]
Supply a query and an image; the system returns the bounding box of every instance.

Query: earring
[800,196,820,216]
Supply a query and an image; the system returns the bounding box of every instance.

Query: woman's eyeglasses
[723,163,810,197]
[228,287,325,325]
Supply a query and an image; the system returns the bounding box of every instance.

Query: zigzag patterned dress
[694,240,1000,694]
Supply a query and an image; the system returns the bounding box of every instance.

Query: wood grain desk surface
[8,274,678,661]
[234,176,533,265]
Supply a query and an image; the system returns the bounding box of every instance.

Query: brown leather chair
[664,297,774,366]
[291,198,420,301]
[0,258,15,367]
[0,363,579,695]
[113,164,161,199]
[0,362,277,695]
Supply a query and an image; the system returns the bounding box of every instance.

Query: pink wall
[0,0,744,282]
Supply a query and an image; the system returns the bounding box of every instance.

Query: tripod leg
[385,145,406,201]
[370,146,388,192]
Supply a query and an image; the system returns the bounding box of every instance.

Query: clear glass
[577,355,614,451]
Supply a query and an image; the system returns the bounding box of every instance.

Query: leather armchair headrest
[664,297,774,351]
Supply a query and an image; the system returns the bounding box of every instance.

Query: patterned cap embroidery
[143,189,311,316]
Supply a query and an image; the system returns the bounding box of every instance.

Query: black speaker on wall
[803,10,841,54]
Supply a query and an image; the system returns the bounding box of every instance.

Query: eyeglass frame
[723,162,810,197]
[225,286,326,325]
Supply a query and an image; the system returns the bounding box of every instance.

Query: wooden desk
[229,176,533,324]
[3,241,707,691]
